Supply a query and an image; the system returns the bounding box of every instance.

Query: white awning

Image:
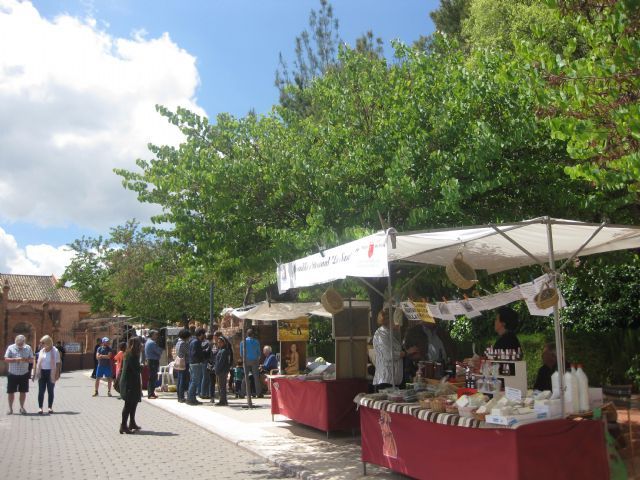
[278,217,640,292]
[232,300,371,320]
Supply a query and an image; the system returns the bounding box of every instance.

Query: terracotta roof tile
[0,273,83,304]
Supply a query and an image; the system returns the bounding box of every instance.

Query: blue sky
[0,0,437,275]
[33,0,437,117]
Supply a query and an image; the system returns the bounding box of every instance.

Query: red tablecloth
[271,377,368,432]
[360,406,609,480]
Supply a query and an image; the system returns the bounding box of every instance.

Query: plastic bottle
[551,371,560,399]
[563,368,576,414]
[571,364,580,412]
[576,364,590,412]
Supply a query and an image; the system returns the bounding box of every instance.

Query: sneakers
[185,399,201,406]
[92,391,98,397]
[214,402,228,407]
[148,394,158,399]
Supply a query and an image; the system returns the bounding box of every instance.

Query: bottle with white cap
[576,364,590,412]
[564,366,577,415]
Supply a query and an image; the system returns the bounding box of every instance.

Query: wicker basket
[534,282,559,309]
[321,287,344,314]
[445,253,478,290]
[430,397,447,413]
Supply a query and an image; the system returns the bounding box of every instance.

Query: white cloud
[0,0,204,230]
[0,227,74,277]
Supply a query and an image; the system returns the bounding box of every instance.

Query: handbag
[173,356,186,371]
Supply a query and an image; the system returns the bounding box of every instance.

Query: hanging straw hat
[445,252,478,290]
[534,282,559,309]
[321,287,344,314]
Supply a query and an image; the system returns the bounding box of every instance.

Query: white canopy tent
[232,301,371,321]
[277,217,640,413]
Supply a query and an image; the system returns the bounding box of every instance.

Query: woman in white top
[372,309,417,391]
[32,335,61,414]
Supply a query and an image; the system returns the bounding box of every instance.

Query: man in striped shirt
[4,335,34,415]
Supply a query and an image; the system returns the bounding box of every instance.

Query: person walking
[144,330,163,399]
[93,337,113,397]
[174,329,191,403]
[119,337,142,434]
[213,335,231,406]
[187,327,206,405]
[4,334,34,415]
[239,329,262,398]
[90,338,101,379]
[32,335,61,414]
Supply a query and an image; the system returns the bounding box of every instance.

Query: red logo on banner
[368,243,374,258]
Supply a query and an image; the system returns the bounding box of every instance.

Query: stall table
[270,376,368,434]
[359,404,609,480]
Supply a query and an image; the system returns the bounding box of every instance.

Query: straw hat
[321,287,344,314]
[445,252,478,290]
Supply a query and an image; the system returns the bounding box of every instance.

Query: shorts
[7,373,30,394]
[95,365,112,378]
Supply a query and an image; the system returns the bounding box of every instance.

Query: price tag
[505,387,522,402]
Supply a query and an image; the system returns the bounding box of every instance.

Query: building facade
[1,274,91,366]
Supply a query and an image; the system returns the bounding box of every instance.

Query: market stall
[271,376,368,433]
[233,301,370,433]
[276,217,640,478]
[357,401,608,480]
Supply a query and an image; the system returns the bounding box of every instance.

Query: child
[233,360,244,399]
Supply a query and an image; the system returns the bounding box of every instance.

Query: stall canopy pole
[387,269,396,388]
[490,224,547,269]
[546,219,566,417]
[357,277,385,298]
[557,222,606,273]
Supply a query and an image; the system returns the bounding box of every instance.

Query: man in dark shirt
[55,341,66,371]
[186,328,206,405]
[90,338,101,378]
[144,330,163,399]
[493,306,521,351]
[533,343,557,391]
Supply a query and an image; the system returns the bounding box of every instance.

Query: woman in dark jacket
[119,337,142,434]
[213,336,231,406]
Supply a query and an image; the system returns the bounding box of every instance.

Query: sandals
[48,408,54,414]
[38,409,43,415]
[19,408,26,415]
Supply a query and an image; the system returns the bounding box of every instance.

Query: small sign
[64,342,81,353]
[505,386,522,402]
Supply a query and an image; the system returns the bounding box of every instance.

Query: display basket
[534,282,559,309]
[445,253,478,290]
[430,397,447,413]
[321,287,344,314]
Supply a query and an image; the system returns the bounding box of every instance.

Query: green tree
[430,0,470,40]
[516,0,640,220]
[60,221,210,325]
[462,0,577,53]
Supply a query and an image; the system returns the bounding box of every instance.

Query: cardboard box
[486,411,543,427]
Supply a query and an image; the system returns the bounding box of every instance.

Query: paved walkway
[139,376,404,480]
[0,371,292,480]
[0,371,403,479]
